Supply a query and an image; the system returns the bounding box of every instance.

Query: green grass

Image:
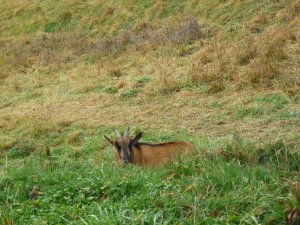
[120,88,140,98]
[235,105,264,119]
[103,86,118,94]
[0,132,296,224]
[0,127,299,224]
[253,93,290,112]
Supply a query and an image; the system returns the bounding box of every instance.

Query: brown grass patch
[1,18,203,78]
[188,24,297,90]
[31,119,61,138]
[239,26,295,86]
[188,42,234,87]
[2,32,94,75]
[150,73,185,95]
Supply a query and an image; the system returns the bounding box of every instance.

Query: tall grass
[0,135,297,224]
[0,125,299,224]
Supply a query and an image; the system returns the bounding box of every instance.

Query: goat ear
[133,132,142,143]
[104,135,114,145]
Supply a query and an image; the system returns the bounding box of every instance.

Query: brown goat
[104,127,194,167]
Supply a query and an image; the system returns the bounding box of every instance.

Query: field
[0,0,300,224]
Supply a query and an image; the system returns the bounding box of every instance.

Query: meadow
[0,0,300,224]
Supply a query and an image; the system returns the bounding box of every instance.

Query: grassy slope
[0,0,300,224]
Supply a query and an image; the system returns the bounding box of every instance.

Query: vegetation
[0,0,299,224]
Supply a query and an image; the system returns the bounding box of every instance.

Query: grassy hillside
[0,0,300,224]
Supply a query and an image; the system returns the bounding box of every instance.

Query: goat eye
[115,143,120,150]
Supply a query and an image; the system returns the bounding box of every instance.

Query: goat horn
[124,127,130,137]
[112,128,121,138]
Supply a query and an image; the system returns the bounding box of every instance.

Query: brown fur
[115,141,194,167]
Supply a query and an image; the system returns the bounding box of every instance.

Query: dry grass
[1,3,299,93]
[1,17,203,80]
[1,85,298,149]
[2,32,93,74]
[30,118,63,138]
[241,27,295,85]
[150,73,184,95]
[0,0,299,152]
[188,24,299,91]
[189,42,232,85]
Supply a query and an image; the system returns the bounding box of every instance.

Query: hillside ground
[0,0,300,224]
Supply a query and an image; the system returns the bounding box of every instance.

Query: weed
[254,93,289,111]
[279,110,300,120]
[120,88,139,98]
[8,140,36,159]
[211,101,221,109]
[44,12,72,33]
[84,54,98,65]
[236,105,264,118]
[103,86,118,94]
[136,76,152,86]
